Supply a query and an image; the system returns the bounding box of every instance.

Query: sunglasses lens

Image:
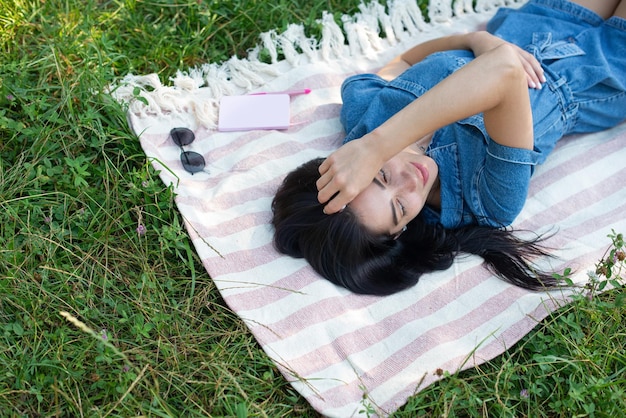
[170,127,195,146]
[180,151,205,174]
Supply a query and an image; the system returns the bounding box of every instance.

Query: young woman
[272,0,626,295]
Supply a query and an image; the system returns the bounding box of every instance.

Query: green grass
[1,0,624,416]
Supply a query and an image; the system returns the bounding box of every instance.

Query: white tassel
[171,72,202,91]
[356,7,384,50]
[279,24,305,66]
[226,57,275,90]
[353,5,382,43]
[318,11,346,61]
[260,30,280,64]
[476,0,506,13]
[280,24,318,65]
[342,14,381,60]
[246,45,261,62]
[182,67,209,89]
[343,17,362,59]
[293,25,318,61]
[454,0,476,16]
[152,87,185,114]
[389,0,428,42]
[127,88,166,117]
[122,73,163,90]
[110,73,165,115]
[428,0,453,22]
[252,59,282,78]
[361,1,397,45]
[107,75,139,104]
[200,63,234,98]
[192,99,219,128]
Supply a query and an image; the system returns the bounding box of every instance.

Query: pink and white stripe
[119,1,626,415]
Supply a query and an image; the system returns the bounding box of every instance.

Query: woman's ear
[392,225,408,240]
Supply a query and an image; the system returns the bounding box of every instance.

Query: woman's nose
[398,168,418,192]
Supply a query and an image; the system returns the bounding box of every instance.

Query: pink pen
[250,88,311,96]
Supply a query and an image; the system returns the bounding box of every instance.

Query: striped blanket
[112,0,626,415]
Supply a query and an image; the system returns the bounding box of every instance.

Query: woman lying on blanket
[271,0,626,295]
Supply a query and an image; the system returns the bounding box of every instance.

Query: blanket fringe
[110,0,525,128]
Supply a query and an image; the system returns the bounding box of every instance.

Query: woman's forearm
[379,31,543,86]
[400,31,523,64]
[377,31,504,80]
[400,33,475,64]
[377,33,474,80]
[366,44,534,162]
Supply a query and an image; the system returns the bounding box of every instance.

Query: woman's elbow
[489,44,527,87]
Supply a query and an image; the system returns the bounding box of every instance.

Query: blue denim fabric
[340,0,626,229]
[488,0,626,133]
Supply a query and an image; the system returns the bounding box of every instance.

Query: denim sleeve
[340,74,388,141]
[470,140,540,227]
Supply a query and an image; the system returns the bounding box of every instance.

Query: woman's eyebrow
[372,178,399,226]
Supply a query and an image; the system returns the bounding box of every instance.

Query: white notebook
[218,94,290,132]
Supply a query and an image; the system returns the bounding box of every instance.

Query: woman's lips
[411,162,429,186]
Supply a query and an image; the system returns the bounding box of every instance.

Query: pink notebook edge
[218,94,291,132]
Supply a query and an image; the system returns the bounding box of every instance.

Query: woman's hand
[468,31,546,89]
[316,138,384,214]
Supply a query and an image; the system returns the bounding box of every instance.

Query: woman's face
[348,148,439,236]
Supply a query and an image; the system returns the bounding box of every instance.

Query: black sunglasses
[170,127,206,174]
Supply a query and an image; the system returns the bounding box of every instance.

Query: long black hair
[271,158,560,295]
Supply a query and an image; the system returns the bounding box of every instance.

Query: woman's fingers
[316,140,383,214]
[319,174,369,214]
[318,156,331,175]
[470,33,546,89]
[517,48,545,89]
[316,162,358,214]
[318,185,348,214]
[315,170,334,203]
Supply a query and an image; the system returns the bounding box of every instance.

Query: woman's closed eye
[374,168,406,225]
[397,199,405,216]
[379,168,405,223]
[379,168,387,183]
